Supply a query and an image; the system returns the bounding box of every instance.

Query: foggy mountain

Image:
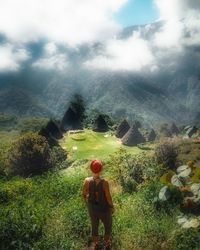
[0,20,200,126]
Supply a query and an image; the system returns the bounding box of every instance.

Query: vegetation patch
[60,129,147,160]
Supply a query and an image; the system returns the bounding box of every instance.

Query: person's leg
[101,211,112,247]
[91,213,100,245]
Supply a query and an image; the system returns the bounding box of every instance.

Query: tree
[6,133,52,177]
[70,94,86,124]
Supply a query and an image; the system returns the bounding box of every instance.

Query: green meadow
[60,129,149,160]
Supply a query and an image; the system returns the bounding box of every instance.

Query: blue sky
[115,0,159,26]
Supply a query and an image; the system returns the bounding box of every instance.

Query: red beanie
[90,160,103,173]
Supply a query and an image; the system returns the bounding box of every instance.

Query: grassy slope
[0,160,180,250]
[0,131,19,172]
[60,129,148,160]
[1,130,200,249]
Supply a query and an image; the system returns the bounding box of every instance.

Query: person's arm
[104,180,114,212]
[82,178,89,203]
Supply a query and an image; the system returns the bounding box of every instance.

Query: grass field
[59,129,153,160]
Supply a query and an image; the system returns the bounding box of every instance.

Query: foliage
[133,120,142,129]
[5,133,53,177]
[0,171,87,249]
[84,109,116,129]
[108,148,158,193]
[177,140,200,167]
[1,127,199,249]
[170,228,200,250]
[50,146,67,168]
[112,190,179,250]
[70,94,86,124]
[18,117,49,133]
[0,131,20,176]
[158,160,200,230]
[157,123,172,138]
[155,139,178,171]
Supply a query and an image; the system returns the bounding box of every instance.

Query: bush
[6,133,52,177]
[50,146,67,168]
[0,169,87,249]
[157,123,172,138]
[108,149,158,193]
[170,228,200,250]
[0,148,6,176]
[155,140,178,171]
[177,141,200,167]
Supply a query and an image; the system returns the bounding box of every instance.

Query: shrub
[157,123,172,138]
[108,149,158,193]
[0,150,5,176]
[155,140,178,171]
[170,228,200,250]
[50,146,67,168]
[5,133,52,177]
[177,141,200,167]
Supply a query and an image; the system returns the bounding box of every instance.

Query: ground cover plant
[0,125,200,249]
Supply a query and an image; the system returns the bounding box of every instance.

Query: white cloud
[0,0,199,73]
[0,43,30,72]
[154,19,183,49]
[154,0,200,48]
[0,0,127,46]
[85,31,154,71]
[154,0,183,20]
[33,55,68,71]
[84,0,200,72]
[44,43,58,55]
[32,43,68,71]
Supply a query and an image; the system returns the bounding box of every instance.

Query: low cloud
[0,43,30,72]
[154,0,200,48]
[32,43,69,71]
[85,31,154,71]
[84,0,200,72]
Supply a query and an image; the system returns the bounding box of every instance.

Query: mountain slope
[0,21,200,126]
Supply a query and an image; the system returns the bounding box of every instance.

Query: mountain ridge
[0,21,200,126]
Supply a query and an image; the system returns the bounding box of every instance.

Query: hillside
[1,125,200,249]
[0,21,200,126]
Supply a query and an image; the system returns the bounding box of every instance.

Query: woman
[82,160,114,250]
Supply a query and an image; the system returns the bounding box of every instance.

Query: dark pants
[88,204,112,242]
